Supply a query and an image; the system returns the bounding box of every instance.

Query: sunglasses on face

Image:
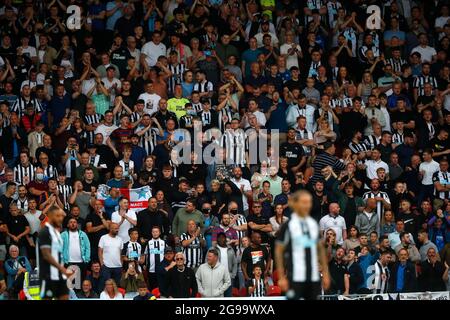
[175,258,184,261]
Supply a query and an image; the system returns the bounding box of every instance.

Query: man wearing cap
[155,246,176,297]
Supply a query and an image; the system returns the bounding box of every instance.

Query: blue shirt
[89,3,106,30]
[131,145,147,172]
[266,101,288,133]
[106,1,124,31]
[242,48,262,78]
[396,263,406,292]
[104,195,120,219]
[49,94,71,127]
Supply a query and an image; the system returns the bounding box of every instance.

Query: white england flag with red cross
[96,184,152,209]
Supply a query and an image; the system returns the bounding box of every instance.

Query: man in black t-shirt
[6,202,30,255]
[247,203,272,245]
[38,206,73,300]
[85,200,110,262]
[280,128,305,171]
[0,182,16,218]
[241,232,271,284]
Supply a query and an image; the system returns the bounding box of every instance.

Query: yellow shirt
[167,97,189,119]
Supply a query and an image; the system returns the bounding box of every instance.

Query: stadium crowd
[0,0,449,300]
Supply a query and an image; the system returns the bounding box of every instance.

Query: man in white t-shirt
[365,149,389,180]
[319,203,347,245]
[94,111,118,144]
[98,223,124,285]
[18,35,37,64]
[138,81,161,116]
[140,31,166,70]
[111,198,137,243]
[101,66,122,106]
[411,33,437,64]
[280,31,302,69]
[418,149,440,203]
[230,167,252,215]
[61,218,91,284]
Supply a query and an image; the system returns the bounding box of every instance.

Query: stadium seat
[151,288,161,298]
[118,288,126,297]
[232,287,240,297]
[239,287,247,297]
[19,290,26,300]
[267,285,281,296]
[272,270,279,285]
[196,292,202,298]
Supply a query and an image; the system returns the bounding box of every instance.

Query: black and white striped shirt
[180,232,203,269]
[364,134,381,150]
[16,198,29,213]
[276,214,320,283]
[144,238,165,273]
[57,184,73,211]
[14,164,35,185]
[221,129,247,167]
[230,214,247,243]
[64,149,80,180]
[372,260,389,294]
[136,126,159,156]
[349,140,370,154]
[10,96,43,117]
[392,131,404,145]
[168,63,186,95]
[248,278,266,297]
[38,222,64,281]
[217,106,234,132]
[413,75,438,96]
[385,57,407,75]
[295,128,314,155]
[308,61,322,78]
[192,102,203,113]
[122,240,143,263]
[432,170,450,200]
[362,191,390,232]
[193,81,213,94]
[40,165,58,179]
[130,111,143,124]
[83,113,102,145]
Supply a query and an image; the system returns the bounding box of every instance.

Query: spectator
[388,248,418,293]
[419,248,447,292]
[167,252,197,298]
[98,223,123,286]
[214,232,237,297]
[61,218,91,280]
[196,248,231,298]
[394,232,421,263]
[76,280,99,299]
[99,279,123,300]
[418,229,439,262]
[86,261,106,295]
[119,260,144,294]
[241,232,271,284]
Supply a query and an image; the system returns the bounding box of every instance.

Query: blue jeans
[101,266,122,286]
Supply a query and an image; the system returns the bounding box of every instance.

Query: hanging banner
[96,184,152,209]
